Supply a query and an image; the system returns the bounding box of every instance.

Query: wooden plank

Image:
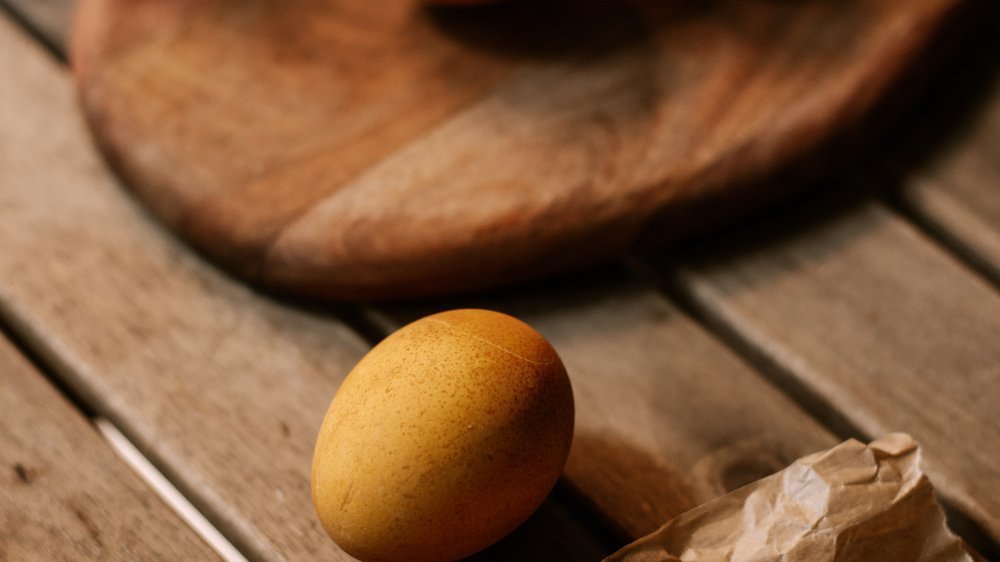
[0,15,614,562]
[0,2,840,550]
[0,334,219,561]
[7,0,992,552]
[0,14,363,561]
[0,0,73,49]
[885,7,1000,285]
[11,1,968,546]
[1,0,833,548]
[659,192,1000,546]
[373,268,840,539]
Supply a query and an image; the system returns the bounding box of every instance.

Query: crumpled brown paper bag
[605,433,971,562]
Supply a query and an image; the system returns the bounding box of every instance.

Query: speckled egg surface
[311,309,575,562]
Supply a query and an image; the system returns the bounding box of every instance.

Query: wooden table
[1,1,998,560]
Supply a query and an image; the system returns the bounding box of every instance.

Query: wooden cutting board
[70,0,967,300]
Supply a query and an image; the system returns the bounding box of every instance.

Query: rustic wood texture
[9,0,857,544]
[68,0,967,300]
[0,15,365,561]
[0,16,844,551]
[0,15,615,562]
[372,268,840,538]
[0,335,219,561]
[659,192,1000,545]
[6,0,998,557]
[886,6,1000,285]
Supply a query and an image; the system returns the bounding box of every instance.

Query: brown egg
[311,309,574,562]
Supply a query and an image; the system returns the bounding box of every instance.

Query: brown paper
[605,433,971,562]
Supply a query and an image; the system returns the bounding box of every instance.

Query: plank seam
[854,164,1000,292]
[626,253,1000,559]
[0,292,282,562]
[623,255,868,444]
[882,186,1000,292]
[96,418,250,562]
[0,298,246,559]
[0,290,97,420]
[0,1,64,62]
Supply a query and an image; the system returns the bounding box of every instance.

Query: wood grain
[0,335,219,561]
[5,0,845,540]
[5,7,843,552]
[885,6,1000,285]
[658,192,1000,546]
[68,0,968,299]
[6,0,995,555]
[0,14,364,561]
[0,18,842,551]
[0,15,615,562]
[372,267,840,538]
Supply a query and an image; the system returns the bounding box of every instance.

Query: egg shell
[311,309,574,562]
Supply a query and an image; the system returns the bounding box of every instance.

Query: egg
[311,309,574,562]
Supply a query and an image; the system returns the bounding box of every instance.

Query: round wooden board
[71,0,966,300]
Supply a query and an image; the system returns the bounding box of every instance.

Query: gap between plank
[622,255,869,444]
[0,0,64,61]
[855,165,1000,293]
[0,303,255,560]
[0,295,278,561]
[884,191,1000,292]
[95,418,250,562]
[624,254,1000,560]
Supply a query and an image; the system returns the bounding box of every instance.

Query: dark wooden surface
[68,0,966,300]
[2,0,999,560]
